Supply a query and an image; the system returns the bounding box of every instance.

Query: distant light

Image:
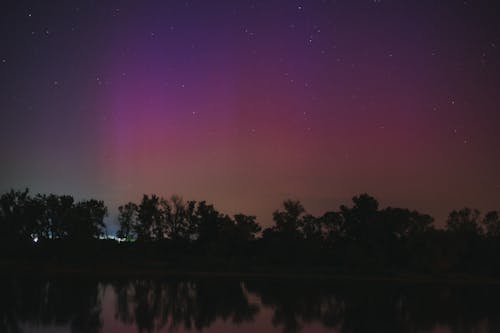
[102,235,127,242]
[33,236,39,243]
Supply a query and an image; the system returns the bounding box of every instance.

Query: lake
[1,276,499,332]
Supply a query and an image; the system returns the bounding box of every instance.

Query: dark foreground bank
[2,240,500,285]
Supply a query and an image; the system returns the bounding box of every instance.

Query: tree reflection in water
[112,278,259,332]
[0,278,102,333]
[247,279,500,333]
[1,277,500,333]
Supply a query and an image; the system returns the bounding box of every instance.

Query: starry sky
[1,0,499,230]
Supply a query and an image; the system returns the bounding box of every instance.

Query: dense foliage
[1,189,500,274]
[0,189,107,242]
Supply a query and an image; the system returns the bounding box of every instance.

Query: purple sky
[1,0,499,230]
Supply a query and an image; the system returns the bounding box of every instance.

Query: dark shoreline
[3,262,500,284]
[3,191,500,282]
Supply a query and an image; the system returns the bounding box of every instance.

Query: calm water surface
[1,277,499,333]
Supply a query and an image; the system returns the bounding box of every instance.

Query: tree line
[1,189,500,274]
[0,189,107,242]
[116,194,261,244]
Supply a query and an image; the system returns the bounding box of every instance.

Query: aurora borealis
[1,0,499,230]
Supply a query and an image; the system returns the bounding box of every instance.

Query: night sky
[1,0,499,230]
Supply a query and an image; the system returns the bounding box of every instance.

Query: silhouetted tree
[184,200,199,240]
[0,189,110,247]
[0,189,35,242]
[340,193,379,242]
[379,207,434,239]
[446,208,484,272]
[233,214,261,240]
[44,194,75,239]
[162,195,189,241]
[194,201,222,244]
[300,214,322,241]
[136,195,164,241]
[67,199,108,240]
[215,214,261,259]
[117,202,138,241]
[320,211,345,244]
[272,200,305,238]
[322,194,440,269]
[482,211,500,237]
[446,208,482,235]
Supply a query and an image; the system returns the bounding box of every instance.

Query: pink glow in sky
[1,1,499,230]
